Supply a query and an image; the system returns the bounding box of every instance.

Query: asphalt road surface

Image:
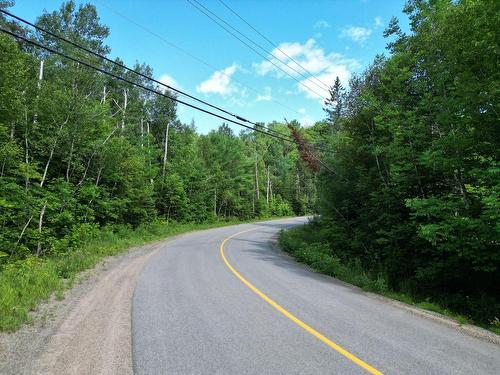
[132,217,500,374]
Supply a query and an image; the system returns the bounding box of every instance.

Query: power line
[186,0,327,100]
[0,27,296,144]
[0,9,294,143]
[1,11,331,154]
[93,0,304,119]
[217,0,331,91]
[188,0,328,94]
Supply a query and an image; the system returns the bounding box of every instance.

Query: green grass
[0,218,252,332]
[279,225,499,334]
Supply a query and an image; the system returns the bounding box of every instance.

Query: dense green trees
[2,0,497,328]
[0,1,314,261]
[299,0,499,324]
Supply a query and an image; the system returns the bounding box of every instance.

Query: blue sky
[12,0,409,133]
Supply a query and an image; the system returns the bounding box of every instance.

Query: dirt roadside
[0,238,173,375]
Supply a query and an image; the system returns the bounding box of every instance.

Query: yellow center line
[220,227,384,375]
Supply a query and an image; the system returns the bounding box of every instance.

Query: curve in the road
[220,227,383,375]
[132,218,500,375]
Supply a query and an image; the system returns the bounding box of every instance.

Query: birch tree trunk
[147,121,153,185]
[266,165,270,206]
[162,121,170,180]
[24,108,29,190]
[140,118,144,148]
[121,88,128,129]
[101,85,107,104]
[14,215,33,252]
[77,127,117,187]
[40,116,69,188]
[33,59,44,125]
[255,157,260,200]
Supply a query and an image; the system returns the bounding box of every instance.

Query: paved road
[132,218,500,374]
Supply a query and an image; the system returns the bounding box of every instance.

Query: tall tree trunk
[14,215,33,253]
[33,59,44,125]
[266,165,270,206]
[454,169,470,210]
[101,85,107,104]
[140,118,144,148]
[24,108,29,190]
[374,153,387,186]
[255,157,260,200]
[147,121,153,185]
[77,127,117,187]
[252,189,255,215]
[40,116,69,188]
[121,88,128,129]
[162,122,170,180]
[95,166,103,187]
[40,148,54,188]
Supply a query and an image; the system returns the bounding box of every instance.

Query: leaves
[308,0,499,322]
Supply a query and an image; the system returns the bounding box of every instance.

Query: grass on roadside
[0,219,244,332]
[279,224,499,334]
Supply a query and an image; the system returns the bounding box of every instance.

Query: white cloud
[374,16,383,28]
[196,64,238,95]
[314,20,330,29]
[158,73,180,91]
[340,26,372,43]
[256,86,272,102]
[298,108,306,114]
[253,38,359,101]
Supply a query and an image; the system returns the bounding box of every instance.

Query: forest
[281,0,499,330]
[0,0,498,332]
[0,1,317,256]
[0,1,315,330]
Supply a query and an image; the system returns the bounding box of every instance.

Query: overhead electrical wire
[0,27,299,145]
[217,0,331,91]
[188,0,328,95]
[93,0,304,119]
[0,9,295,143]
[186,0,327,100]
[1,10,332,154]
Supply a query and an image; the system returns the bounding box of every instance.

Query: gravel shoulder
[0,238,168,375]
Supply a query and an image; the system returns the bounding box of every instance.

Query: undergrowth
[279,223,499,334]
[0,219,243,331]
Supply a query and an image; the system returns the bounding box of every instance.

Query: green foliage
[279,224,389,294]
[298,0,499,327]
[0,1,314,260]
[0,257,62,331]
[0,2,317,331]
[0,218,258,331]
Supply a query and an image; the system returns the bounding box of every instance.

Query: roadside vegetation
[280,222,498,333]
[1,0,498,335]
[282,0,499,333]
[1,218,286,332]
[0,1,315,331]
